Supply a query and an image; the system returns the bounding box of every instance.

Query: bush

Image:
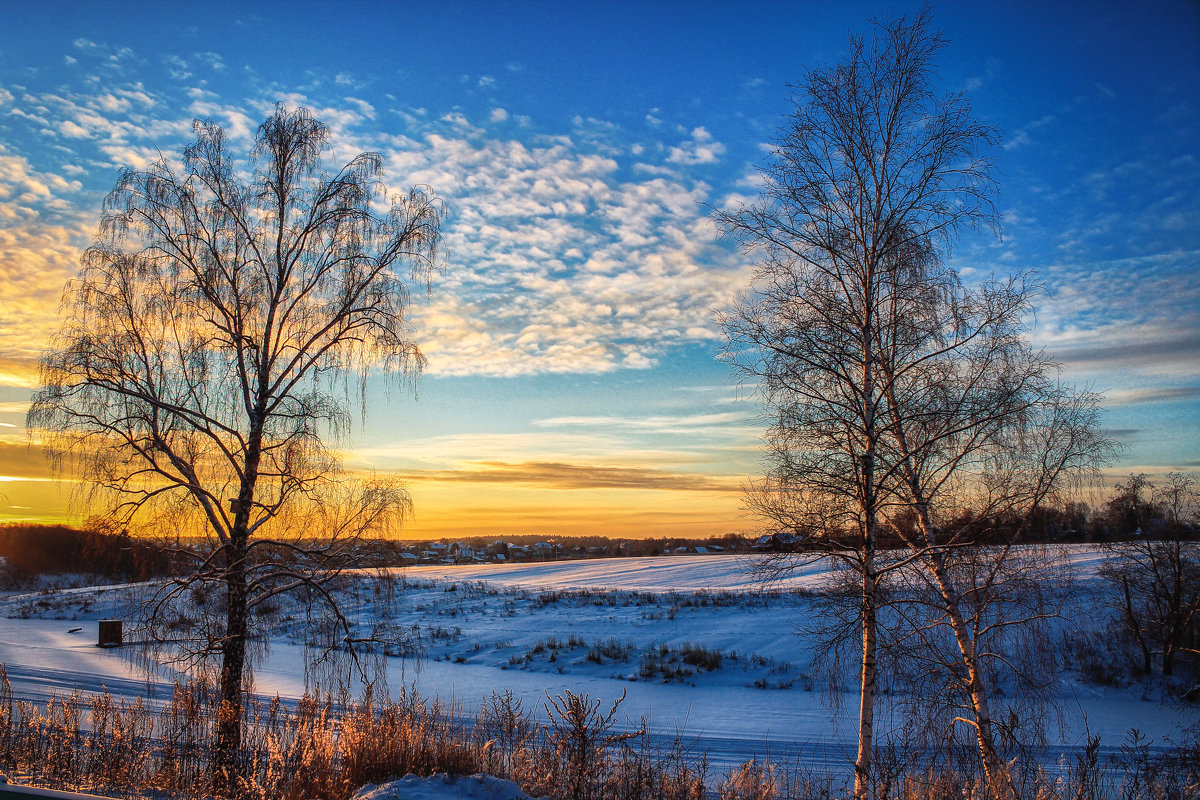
[679,643,722,671]
[587,637,633,664]
[0,669,708,800]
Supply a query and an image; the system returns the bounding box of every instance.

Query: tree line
[0,523,174,585]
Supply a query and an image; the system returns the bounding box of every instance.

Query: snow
[0,549,1194,784]
[393,554,829,592]
[353,774,544,800]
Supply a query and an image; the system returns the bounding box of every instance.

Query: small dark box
[97,619,122,648]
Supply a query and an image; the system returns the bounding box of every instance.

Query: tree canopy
[28,104,444,790]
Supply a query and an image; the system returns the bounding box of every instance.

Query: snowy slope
[0,548,1192,782]
[394,554,829,592]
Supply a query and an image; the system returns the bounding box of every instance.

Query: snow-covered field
[0,550,1194,792]
[395,553,832,592]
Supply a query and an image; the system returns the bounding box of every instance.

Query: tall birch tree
[870,248,1110,791]
[719,9,1112,794]
[28,105,443,794]
[714,10,998,797]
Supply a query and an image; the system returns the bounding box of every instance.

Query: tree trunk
[1121,578,1154,675]
[854,441,878,800]
[213,420,262,796]
[213,539,248,797]
[852,278,880,800]
[925,554,1012,797]
[854,568,879,800]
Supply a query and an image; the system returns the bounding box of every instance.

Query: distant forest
[2,477,1192,587]
[0,523,174,584]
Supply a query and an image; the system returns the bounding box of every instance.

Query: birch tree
[715,10,999,797]
[870,258,1110,790]
[28,105,443,793]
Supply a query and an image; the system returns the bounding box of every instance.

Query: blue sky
[1,1,1197,537]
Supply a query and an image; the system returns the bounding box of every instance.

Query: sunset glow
[1,1,1197,537]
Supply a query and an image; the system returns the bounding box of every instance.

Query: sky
[0,0,1197,539]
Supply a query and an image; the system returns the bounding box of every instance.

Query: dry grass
[0,666,705,800]
[0,663,1194,800]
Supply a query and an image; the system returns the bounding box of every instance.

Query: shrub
[587,637,634,664]
[679,643,722,671]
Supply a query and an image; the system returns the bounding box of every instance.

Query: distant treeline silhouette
[0,523,174,582]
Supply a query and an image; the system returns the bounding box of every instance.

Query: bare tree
[865,237,1111,791]
[886,544,1067,787]
[716,7,1110,795]
[715,9,998,797]
[1103,472,1157,535]
[1100,472,1200,678]
[27,105,442,792]
[1155,471,1199,528]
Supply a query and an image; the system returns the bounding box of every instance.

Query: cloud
[667,127,726,165]
[369,118,747,378]
[1,75,749,384]
[58,119,89,138]
[165,54,191,80]
[0,442,59,481]
[406,460,739,492]
[1002,130,1030,150]
[1002,112,1058,150]
[1034,250,1200,380]
[351,419,746,474]
[1103,387,1200,406]
[0,220,90,387]
[193,51,226,71]
[1052,333,1200,371]
[0,358,40,389]
[164,51,226,81]
[534,411,748,437]
[69,37,135,69]
[963,58,1000,92]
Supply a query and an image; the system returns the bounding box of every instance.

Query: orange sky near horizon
[0,440,748,541]
[2,2,1197,542]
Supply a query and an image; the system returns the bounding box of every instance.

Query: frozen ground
[353,773,543,800]
[0,550,1194,784]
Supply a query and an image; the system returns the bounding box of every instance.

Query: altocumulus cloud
[370,114,747,378]
[0,53,750,388]
[1033,250,1200,379]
